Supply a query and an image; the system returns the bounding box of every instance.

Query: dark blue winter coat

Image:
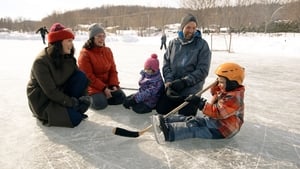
[163,30,211,96]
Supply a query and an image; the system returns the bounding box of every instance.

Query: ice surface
[0,32,299,169]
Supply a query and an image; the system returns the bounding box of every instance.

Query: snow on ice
[0,31,299,169]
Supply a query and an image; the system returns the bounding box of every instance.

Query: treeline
[1,0,299,33]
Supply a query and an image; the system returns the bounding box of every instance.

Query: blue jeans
[64,70,89,126]
[166,115,224,141]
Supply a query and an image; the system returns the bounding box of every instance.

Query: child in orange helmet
[152,62,245,143]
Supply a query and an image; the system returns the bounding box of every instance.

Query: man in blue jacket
[156,13,211,116]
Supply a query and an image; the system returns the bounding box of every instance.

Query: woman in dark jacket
[27,23,90,127]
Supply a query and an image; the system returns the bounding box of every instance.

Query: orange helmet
[215,62,245,85]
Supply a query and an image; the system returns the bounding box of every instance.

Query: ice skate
[151,114,169,144]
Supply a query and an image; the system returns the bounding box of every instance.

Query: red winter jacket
[203,86,245,138]
[78,46,120,95]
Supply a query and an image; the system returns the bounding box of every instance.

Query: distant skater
[36,26,48,44]
[160,32,167,50]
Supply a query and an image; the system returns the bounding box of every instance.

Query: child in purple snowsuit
[123,54,164,114]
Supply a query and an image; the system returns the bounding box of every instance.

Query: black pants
[41,35,46,44]
[132,103,152,114]
[160,42,166,50]
[155,92,198,116]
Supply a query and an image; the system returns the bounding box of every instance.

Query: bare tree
[1,1,299,33]
[180,0,217,9]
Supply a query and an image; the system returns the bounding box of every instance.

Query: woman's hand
[104,87,112,98]
[111,86,118,92]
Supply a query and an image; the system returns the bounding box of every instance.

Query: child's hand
[210,81,220,95]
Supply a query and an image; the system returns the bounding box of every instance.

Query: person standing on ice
[27,23,91,127]
[123,53,164,114]
[78,23,126,110]
[152,62,245,142]
[156,13,211,117]
[160,32,167,50]
[36,26,48,44]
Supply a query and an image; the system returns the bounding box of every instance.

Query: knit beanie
[144,53,159,72]
[47,23,74,43]
[180,14,198,30]
[88,23,105,39]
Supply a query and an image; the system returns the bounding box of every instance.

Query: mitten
[170,79,186,92]
[123,95,136,109]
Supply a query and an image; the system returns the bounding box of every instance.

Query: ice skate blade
[151,115,166,144]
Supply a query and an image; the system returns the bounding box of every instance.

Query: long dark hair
[82,38,95,50]
[82,37,105,50]
[46,41,75,69]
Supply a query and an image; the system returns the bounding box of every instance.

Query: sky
[1,0,180,21]
[0,31,299,168]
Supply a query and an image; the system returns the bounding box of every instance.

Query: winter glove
[166,87,182,100]
[71,97,80,109]
[77,96,91,114]
[170,79,187,92]
[123,95,137,109]
[185,95,207,110]
[71,96,91,114]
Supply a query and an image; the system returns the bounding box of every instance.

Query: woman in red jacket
[152,62,245,143]
[78,23,125,110]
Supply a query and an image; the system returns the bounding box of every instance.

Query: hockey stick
[112,80,218,138]
[120,87,139,91]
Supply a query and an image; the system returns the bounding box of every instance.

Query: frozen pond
[0,32,299,169]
